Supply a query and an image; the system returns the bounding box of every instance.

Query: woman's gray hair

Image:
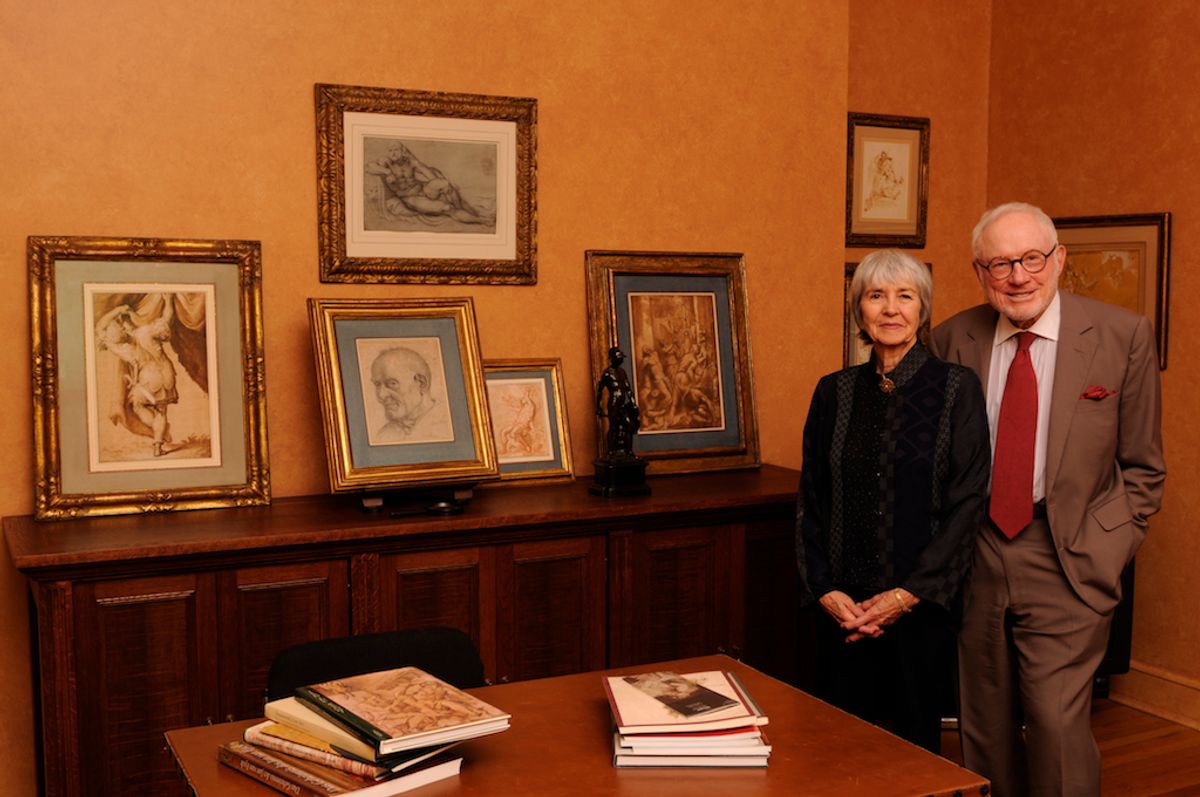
[971,201,1059,260]
[850,249,932,346]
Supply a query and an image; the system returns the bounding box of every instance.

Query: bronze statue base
[589,457,650,498]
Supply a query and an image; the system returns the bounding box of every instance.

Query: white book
[616,731,772,757]
[603,670,767,735]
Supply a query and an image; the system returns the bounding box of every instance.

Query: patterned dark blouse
[795,342,990,609]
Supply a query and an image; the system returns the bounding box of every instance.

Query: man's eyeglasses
[974,245,1059,280]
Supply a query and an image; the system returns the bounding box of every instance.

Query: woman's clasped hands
[819,588,918,643]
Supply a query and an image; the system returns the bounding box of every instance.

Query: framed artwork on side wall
[585,250,759,474]
[845,112,930,248]
[28,235,270,520]
[1053,212,1171,369]
[316,83,537,285]
[308,296,498,493]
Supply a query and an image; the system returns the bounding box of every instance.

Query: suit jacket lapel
[1046,292,1098,497]
[948,307,996,399]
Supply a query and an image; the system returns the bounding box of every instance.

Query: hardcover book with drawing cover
[603,670,767,735]
[295,667,510,756]
[217,740,462,797]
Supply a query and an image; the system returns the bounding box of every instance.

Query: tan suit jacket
[931,291,1165,614]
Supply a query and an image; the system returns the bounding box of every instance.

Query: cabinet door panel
[74,573,217,797]
[610,525,739,666]
[743,517,804,684]
[497,536,606,682]
[217,560,350,719]
[379,547,496,679]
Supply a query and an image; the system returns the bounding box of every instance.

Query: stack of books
[603,670,770,768]
[218,666,510,796]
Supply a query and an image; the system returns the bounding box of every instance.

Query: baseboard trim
[1110,660,1200,732]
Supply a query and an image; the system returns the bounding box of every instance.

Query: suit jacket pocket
[1092,491,1133,531]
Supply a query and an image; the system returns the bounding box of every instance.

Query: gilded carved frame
[585,250,760,475]
[308,296,498,492]
[316,83,537,285]
[483,358,574,484]
[29,235,270,520]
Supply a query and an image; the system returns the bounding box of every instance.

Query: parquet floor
[940,700,1200,796]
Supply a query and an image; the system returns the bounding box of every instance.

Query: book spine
[244,725,386,779]
[724,671,766,720]
[296,687,389,745]
[217,744,332,797]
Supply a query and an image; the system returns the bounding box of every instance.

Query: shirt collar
[992,290,1062,347]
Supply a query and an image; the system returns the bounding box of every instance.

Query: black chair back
[265,626,485,703]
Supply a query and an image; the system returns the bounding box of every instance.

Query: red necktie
[990,331,1037,538]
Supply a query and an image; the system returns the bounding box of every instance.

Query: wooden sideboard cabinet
[5,465,801,797]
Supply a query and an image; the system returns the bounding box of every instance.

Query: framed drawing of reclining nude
[585,250,759,475]
[315,83,537,285]
[28,235,270,520]
[308,296,498,493]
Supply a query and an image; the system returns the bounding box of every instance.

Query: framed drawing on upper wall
[845,113,930,248]
[844,260,933,368]
[585,250,759,475]
[1053,213,1171,369]
[315,83,537,285]
[28,235,270,520]
[483,359,574,484]
[308,297,498,494]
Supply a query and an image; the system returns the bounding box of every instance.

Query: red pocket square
[1080,385,1117,400]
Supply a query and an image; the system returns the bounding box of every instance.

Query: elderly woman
[795,249,990,752]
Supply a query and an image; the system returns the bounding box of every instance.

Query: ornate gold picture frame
[29,235,270,520]
[308,296,498,492]
[483,358,574,484]
[316,83,537,285]
[585,250,759,475]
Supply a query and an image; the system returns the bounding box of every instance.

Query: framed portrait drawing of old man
[28,235,270,520]
[585,251,760,475]
[308,297,498,493]
[315,83,537,285]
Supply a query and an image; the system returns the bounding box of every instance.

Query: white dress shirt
[986,292,1061,503]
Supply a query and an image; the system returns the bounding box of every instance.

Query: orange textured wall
[848,0,992,321]
[987,0,1200,728]
[0,1,849,792]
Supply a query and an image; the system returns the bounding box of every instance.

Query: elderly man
[931,202,1165,797]
[370,346,452,443]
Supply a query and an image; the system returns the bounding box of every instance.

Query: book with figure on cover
[621,671,739,717]
[216,740,461,797]
[603,670,767,735]
[243,720,461,779]
[295,666,510,756]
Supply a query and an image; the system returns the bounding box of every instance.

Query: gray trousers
[958,518,1113,797]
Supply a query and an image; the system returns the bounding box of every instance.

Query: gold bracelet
[893,589,911,613]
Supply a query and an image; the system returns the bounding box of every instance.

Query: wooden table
[165,654,987,797]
